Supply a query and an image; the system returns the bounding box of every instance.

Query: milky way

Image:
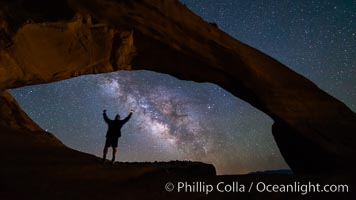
[98,72,212,158]
[9,0,355,174]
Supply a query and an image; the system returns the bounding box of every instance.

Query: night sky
[9,1,355,175]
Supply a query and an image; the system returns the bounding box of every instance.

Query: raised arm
[122,110,134,124]
[103,110,110,123]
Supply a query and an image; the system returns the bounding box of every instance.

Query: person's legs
[111,138,119,164]
[112,147,117,163]
[103,145,109,162]
[103,138,110,162]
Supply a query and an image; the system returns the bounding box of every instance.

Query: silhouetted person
[102,109,134,164]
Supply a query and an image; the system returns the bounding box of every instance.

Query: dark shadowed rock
[0,0,355,175]
[0,91,41,131]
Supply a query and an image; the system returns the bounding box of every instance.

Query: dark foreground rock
[1,90,355,199]
[1,123,355,200]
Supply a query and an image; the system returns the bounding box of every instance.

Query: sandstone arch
[1,0,355,173]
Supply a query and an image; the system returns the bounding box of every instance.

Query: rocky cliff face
[0,91,65,151]
[0,91,41,131]
[1,0,355,173]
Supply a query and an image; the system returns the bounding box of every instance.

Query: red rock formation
[1,0,355,173]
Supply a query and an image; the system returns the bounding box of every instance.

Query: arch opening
[9,70,289,175]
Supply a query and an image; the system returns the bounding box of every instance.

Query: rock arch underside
[1,0,355,175]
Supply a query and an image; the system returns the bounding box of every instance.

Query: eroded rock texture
[1,0,355,173]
